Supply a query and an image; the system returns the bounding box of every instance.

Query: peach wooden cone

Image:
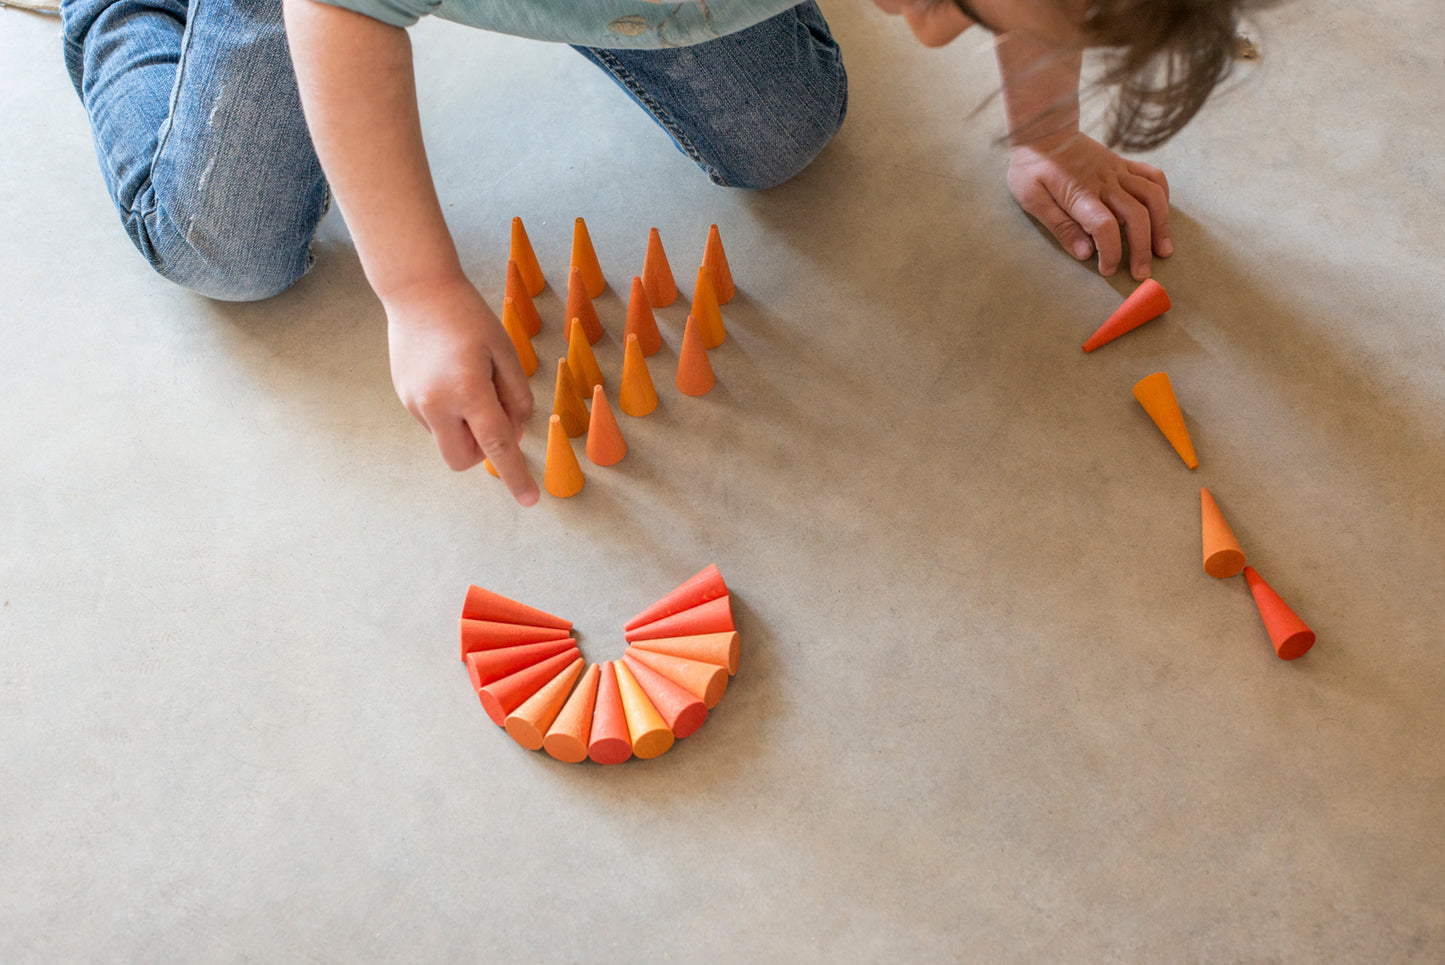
[622,654,707,739]
[505,657,585,750]
[477,647,581,726]
[571,217,606,298]
[552,359,589,438]
[544,414,584,497]
[625,276,663,356]
[459,618,572,660]
[461,586,572,630]
[585,385,627,466]
[626,595,734,643]
[1243,567,1316,660]
[625,564,729,631]
[625,646,728,709]
[510,217,545,296]
[588,662,633,765]
[567,318,605,395]
[1132,372,1198,469]
[613,660,675,759]
[691,265,725,349]
[642,227,678,308]
[466,638,575,689]
[1200,487,1246,578]
[629,631,740,676]
[544,662,600,763]
[1083,278,1169,352]
[501,297,538,377]
[505,259,542,337]
[565,266,604,344]
[619,334,659,417]
[702,223,735,303]
[676,315,716,397]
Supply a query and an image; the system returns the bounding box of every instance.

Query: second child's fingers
[1024,192,1095,261]
[465,404,539,507]
[1067,195,1124,277]
[1102,187,1156,280]
[1126,159,1170,203]
[1121,171,1172,258]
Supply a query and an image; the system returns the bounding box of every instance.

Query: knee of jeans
[706,67,848,190]
[140,198,317,302]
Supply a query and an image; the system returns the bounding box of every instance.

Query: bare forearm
[994,31,1082,148]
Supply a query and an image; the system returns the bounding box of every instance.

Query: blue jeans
[60,0,848,302]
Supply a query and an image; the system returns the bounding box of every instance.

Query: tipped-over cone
[613,660,675,759]
[510,217,545,296]
[1132,371,1198,469]
[501,298,538,377]
[626,564,729,631]
[691,265,726,349]
[619,334,660,417]
[459,618,571,660]
[461,585,572,630]
[544,662,600,763]
[571,217,606,298]
[622,654,707,739]
[676,315,716,397]
[1200,487,1246,578]
[505,259,542,336]
[625,646,729,709]
[588,662,633,765]
[1244,567,1316,660]
[1083,278,1169,352]
[505,657,585,750]
[585,385,627,466]
[466,638,575,689]
[702,224,735,303]
[625,276,663,356]
[477,647,581,726]
[629,631,740,676]
[626,595,734,642]
[544,414,585,497]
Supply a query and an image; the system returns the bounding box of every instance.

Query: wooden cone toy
[565,266,604,344]
[501,298,538,377]
[477,647,581,726]
[702,224,735,304]
[676,315,716,397]
[625,276,663,356]
[505,260,542,337]
[459,618,571,660]
[567,318,605,395]
[462,585,572,630]
[588,662,633,765]
[1201,487,1246,578]
[642,227,678,307]
[466,638,575,689]
[510,217,545,296]
[626,594,734,643]
[484,458,499,478]
[1083,278,1170,352]
[622,654,707,739]
[585,385,627,466]
[552,359,589,438]
[571,217,606,298]
[613,660,675,759]
[625,646,728,709]
[544,662,600,763]
[630,631,740,676]
[505,657,585,750]
[1243,567,1316,660]
[691,265,726,349]
[619,334,659,417]
[626,564,729,631]
[1132,372,1198,469]
[544,414,585,498]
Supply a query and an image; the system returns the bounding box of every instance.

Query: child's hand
[1005,131,1172,281]
[384,278,540,506]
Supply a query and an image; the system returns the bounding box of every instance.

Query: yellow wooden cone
[571,217,606,298]
[642,227,678,308]
[619,333,659,417]
[552,358,589,438]
[505,657,584,750]
[1132,371,1198,469]
[613,660,674,759]
[510,216,545,296]
[543,414,584,497]
[702,223,735,303]
[501,297,538,377]
[567,317,605,396]
[691,265,726,349]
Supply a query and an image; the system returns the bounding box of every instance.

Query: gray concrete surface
[3,1,1443,961]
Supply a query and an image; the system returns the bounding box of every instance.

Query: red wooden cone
[625,276,663,356]
[641,227,678,308]
[622,654,708,739]
[477,647,581,725]
[461,586,572,630]
[510,217,545,297]
[702,223,735,303]
[505,657,585,751]
[625,595,734,642]
[588,662,633,765]
[1083,278,1170,352]
[625,564,729,631]
[466,638,575,690]
[1243,567,1316,660]
[505,259,543,337]
[585,385,627,466]
[625,646,729,709]
[459,618,572,661]
[676,314,716,397]
[544,662,600,763]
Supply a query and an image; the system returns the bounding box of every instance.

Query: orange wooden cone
[676,315,716,397]
[1243,567,1316,660]
[622,654,707,739]
[510,217,545,297]
[543,414,584,498]
[461,585,572,629]
[625,276,663,356]
[459,618,571,660]
[702,223,735,303]
[1200,487,1246,578]
[1132,372,1198,469]
[552,359,589,438]
[567,317,605,395]
[466,638,575,689]
[571,217,606,298]
[641,227,678,307]
[625,564,729,631]
[505,657,585,750]
[588,662,633,765]
[613,660,675,759]
[477,647,580,726]
[505,259,542,337]
[629,631,740,676]
[625,646,728,709]
[1083,278,1169,352]
[501,297,538,377]
[626,594,734,643]
[691,265,726,349]
[585,385,627,466]
[619,334,659,417]
[544,662,600,763]
[483,458,500,478]
[565,266,604,344]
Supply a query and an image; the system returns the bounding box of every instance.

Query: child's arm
[283,0,539,506]
[994,32,1172,280]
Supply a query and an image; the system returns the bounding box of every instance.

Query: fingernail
[1160,239,1173,256]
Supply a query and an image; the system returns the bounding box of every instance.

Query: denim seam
[141,0,202,221]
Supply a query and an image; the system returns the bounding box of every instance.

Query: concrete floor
[4,0,1444,961]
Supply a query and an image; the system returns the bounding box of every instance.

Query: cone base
[588,737,632,765]
[544,734,590,763]
[1204,549,1247,579]
[633,728,675,760]
[1275,630,1316,661]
